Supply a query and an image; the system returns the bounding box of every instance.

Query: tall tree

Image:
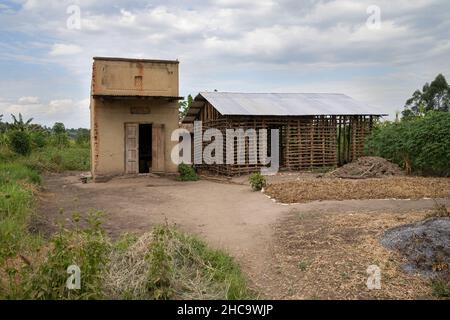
[402,74,450,119]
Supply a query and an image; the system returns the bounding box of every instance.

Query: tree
[52,122,66,134]
[51,122,69,148]
[0,114,6,133]
[9,113,34,131]
[402,74,450,119]
[179,94,193,119]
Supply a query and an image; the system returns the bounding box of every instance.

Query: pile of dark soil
[381,218,450,277]
[329,156,404,179]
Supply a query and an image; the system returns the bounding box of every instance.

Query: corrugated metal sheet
[198,92,387,116]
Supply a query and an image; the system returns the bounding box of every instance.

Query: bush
[365,111,450,176]
[30,131,48,149]
[178,163,198,181]
[249,172,266,191]
[8,130,32,156]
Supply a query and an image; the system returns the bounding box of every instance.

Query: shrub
[249,172,266,191]
[30,131,48,149]
[178,163,198,181]
[365,111,450,176]
[8,130,32,156]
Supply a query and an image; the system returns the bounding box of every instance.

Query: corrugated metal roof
[198,92,387,116]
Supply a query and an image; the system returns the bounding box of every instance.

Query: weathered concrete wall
[92,58,178,97]
[90,57,180,179]
[91,98,179,177]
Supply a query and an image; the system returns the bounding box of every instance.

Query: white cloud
[0,97,89,128]
[0,0,449,127]
[18,96,40,104]
[49,43,83,56]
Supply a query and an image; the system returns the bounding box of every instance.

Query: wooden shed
[182,92,387,176]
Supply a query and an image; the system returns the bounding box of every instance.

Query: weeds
[104,225,254,300]
[426,200,450,218]
[249,172,266,191]
[0,163,41,261]
[431,275,450,298]
[10,211,110,300]
[23,146,90,172]
[178,163,199,181]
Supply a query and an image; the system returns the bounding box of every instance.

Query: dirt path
[36,173,450,298]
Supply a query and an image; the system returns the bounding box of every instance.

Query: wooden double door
[125,123,165,174]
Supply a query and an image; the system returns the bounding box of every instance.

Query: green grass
[432,275,450,298]
[0,144,90,262]
[22,146,90,173]
[0,163,41,261]
[0,163,41,185]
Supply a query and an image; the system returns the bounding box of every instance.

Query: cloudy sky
[0,0,449,128]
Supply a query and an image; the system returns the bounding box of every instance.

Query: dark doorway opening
[139,124,152,173]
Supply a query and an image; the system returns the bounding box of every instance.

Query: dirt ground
[36,172,450,299]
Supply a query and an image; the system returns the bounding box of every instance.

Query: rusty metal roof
[196,92,388,116]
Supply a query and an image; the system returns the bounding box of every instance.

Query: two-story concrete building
[90,57,182,181]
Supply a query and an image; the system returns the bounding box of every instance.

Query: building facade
[90,57,181,181]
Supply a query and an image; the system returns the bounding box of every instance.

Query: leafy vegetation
[178,163,199,181]
[0,115,91,265]
[178,94,194,119]
[367,75,450,176]
[366,111,450,176]
[7,130,32,156]
[16,211,111,300]
[402,74,450,119]
[249,172,266,191]
[0,162,42,263]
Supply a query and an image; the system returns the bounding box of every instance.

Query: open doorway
[139,124,152,173]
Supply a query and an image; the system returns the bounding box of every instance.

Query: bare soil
[35,172,450,299]
[271,209,438,299]
[265,177,450,203]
